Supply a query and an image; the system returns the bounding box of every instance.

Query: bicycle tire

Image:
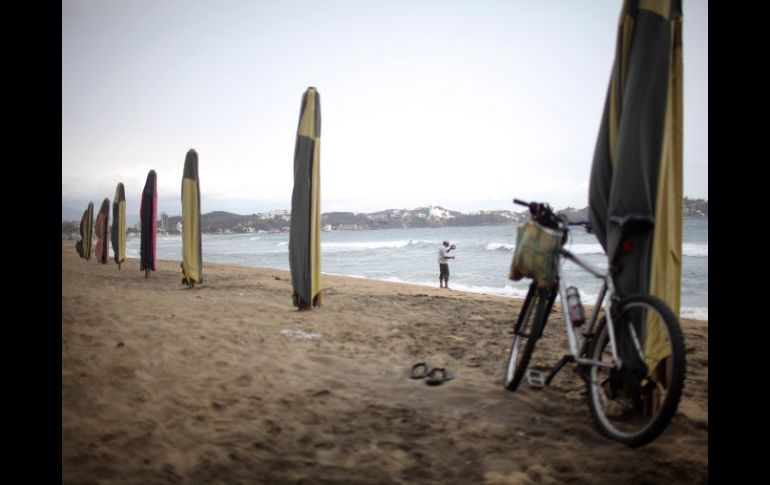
[586,294,686,447]
[503,284,549,391]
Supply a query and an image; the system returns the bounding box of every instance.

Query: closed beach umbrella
[94,198,110,264]
[588,0,683,372]
[140,170,157,277]
[111,183,126,269]
[289,87,322,309]
[181,149,203,287]
[75,202,94,260]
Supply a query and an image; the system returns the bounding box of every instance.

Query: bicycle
[502,198,686,447]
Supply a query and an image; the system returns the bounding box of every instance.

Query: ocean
[125,219,708,320]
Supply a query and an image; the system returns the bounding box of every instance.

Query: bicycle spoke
[626,315,647,365]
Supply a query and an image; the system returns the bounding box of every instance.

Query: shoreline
[319,270,709,324]
[62,241,708,483]
[95,220,708,322]
[112,253,709,326]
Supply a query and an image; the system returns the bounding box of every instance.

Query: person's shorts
[439,263,449,280]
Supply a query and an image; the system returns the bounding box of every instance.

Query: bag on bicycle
[509,220,563,288]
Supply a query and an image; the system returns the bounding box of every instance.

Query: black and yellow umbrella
[181,149,202,287]
[588,0,683,372]
[289,87,322,309]
[94,198,110,264]
[75,202,94,260]
[111,183,126,269]
[140,170,157,277]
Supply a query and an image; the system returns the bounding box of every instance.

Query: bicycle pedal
[526,369,546,389]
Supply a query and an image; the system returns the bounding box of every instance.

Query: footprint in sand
[234,373,252,386]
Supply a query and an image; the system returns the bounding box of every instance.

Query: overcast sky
[62,0,707,218]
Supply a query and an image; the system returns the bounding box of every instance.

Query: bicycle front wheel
[586,294,686,447]
[503,284,548,391]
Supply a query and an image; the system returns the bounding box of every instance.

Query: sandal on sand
[425,368,455,386]
[410,362,431,379]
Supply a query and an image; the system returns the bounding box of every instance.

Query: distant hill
[683,197,708,217]
[557,198,707,222]
[62,198,707,237]
[160,207,527,234]
[324,206,526,230]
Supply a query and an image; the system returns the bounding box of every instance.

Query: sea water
[125,219,708,320]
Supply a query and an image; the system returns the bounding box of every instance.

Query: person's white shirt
[438,246,452,264]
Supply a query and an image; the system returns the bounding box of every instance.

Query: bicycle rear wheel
[503,283,549,391]
[586,294,686,447]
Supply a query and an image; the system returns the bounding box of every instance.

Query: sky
[62,0,707,219]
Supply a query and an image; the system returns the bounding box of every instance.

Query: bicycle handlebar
[512,199,594,232]
[512,198,553,217]
[512,198,562,231]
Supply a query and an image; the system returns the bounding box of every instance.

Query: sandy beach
[62,241,708,484]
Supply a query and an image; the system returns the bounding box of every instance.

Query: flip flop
[425,367,455,386]
[410,362,430,379]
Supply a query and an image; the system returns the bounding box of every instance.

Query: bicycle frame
[556,248,622,371]
[509,198,652,380]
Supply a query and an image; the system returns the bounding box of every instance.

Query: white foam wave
[682,243,708,258]
[321,239,437,251]
[396,278,521,297]
[322,272,367,279]
[486,243,514,252]
[449,282,531,299]
[320,272,707,320]
[407,239,442,245]
[322,240,410,250]
[324,273,532,299]
[680,307,708,321]
[563,242,707,258]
